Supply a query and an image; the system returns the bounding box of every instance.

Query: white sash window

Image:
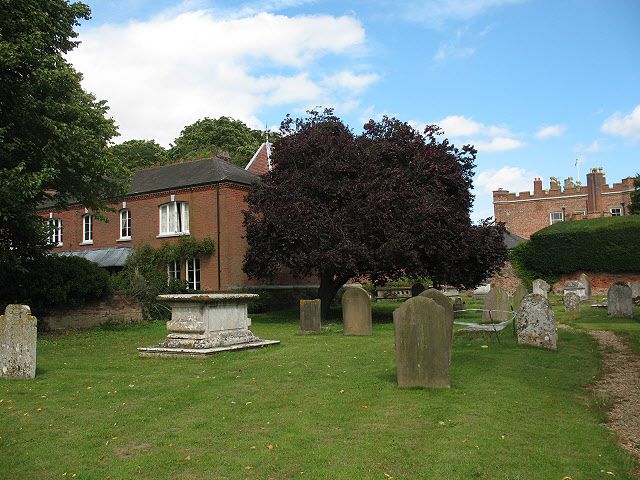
[159,201,189,236]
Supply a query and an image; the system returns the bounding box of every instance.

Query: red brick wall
[246,143,270,176]
[553,273,640,296]
[43,295,142,330]
[493,176,634,239]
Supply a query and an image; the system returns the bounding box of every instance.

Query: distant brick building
[493,168,635,239]
[39,145,313,291]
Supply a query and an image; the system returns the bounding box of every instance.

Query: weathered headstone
[563,292,581,312]
[453,297,464,311]
[342,286,372,336]
[631,282,640,306]
[563,280,586,300]
[393,296,451,388]
[410,282,425,297]
[532,279,551,298]
[419,289,454,343]
[1,305,37,379]
[483,286,510,322]
[512,284,528,312]
[516,294,557,350]
[607,283,633,318]
[300,299,322,332]
[579,273,592,299]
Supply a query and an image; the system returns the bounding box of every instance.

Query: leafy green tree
[169,116,270,168]
[0,0,129,265]
[111,139,169,170]
[628,174,640,214]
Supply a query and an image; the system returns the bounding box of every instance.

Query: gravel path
[589,330,640,461]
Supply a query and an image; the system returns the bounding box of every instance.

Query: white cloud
[395,0,524,28]
[432,115,524,152]
[475,166,538,195]
[602,105,640,142]
[68,10,376,145]
[535,124,565,139]
[433,43,475,62]
[573,139,603,154]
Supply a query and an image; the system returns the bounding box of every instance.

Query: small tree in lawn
[243,110,507,319]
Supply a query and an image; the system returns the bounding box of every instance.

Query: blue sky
[68,0,640,220]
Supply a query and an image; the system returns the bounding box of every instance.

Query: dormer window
[159,201,189,236]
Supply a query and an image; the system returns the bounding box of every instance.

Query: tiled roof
[56,247,133,267]
[129,156,258,195]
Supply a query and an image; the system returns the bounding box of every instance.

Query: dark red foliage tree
[243,110,507,319]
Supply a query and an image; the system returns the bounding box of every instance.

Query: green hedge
[520,216,640,274]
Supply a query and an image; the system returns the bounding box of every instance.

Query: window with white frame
[159,201,189,236]
[167,260,181,284]
[186,258,200,290]
[48,218,63,246]
[120,208,131,239]
[82,214,93,243]
[549,211,564,225]
[610,207,622,216]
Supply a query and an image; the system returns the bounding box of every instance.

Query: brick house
[493,168,635,239]
[41,146,312,291]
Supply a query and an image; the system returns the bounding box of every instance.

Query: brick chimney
[533,177,543,195]
[564,177,574,190]
[586,168,606,213]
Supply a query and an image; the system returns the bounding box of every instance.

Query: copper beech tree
[243,110,507,319]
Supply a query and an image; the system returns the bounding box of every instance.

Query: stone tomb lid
[157,293,259,304]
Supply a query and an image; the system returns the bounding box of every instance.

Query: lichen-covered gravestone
[512,284,528,312]
[393,296,451,388]
[1,305,37,379]
[453,297,464,311]
[300,299,322,332]
[483,286,510,322]
[532,279,550,298]
[607,283,633,318]
[579,273,592,299]
[563,292,581,312]
[419,289,454,344]
[516,294,557,350]
[342,286,372,336]
[630,282,640,305]
[563,280,586,300]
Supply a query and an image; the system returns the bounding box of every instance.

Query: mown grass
[556,295,640,353]
[0,301,637,479]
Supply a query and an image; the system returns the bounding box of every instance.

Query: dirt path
[589,330,640,461]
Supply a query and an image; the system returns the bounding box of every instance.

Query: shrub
[519,216,640,274]
[0,255,111,320]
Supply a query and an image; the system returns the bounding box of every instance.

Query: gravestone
[631,282,640,306]
[579,273,592,299]
[563,292,581,312]
[453,297,464,311]
[512,284,528,312]
[393,296,451,388]
[563,280,586,300]
[342,286,372,336]
[483,286,510,322]
[419,289,454,343]
[532,279,551,298]
[0,305,37,379]
[411,283,425,297]
[607,283,633,318]
[516,294,557,350]
[300,299,322,332]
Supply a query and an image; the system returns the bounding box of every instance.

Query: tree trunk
[318,273,350,321]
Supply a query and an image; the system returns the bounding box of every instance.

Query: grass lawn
[1,301,638,479]
[555,296,640,353]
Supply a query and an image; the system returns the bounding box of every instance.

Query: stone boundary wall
[552,273,640,296]
[43,295,142,330]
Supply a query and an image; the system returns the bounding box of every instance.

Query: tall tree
[169,116,269,168]
[0,0,129,265]
[111,139,169,170]
[243,110,507,319]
